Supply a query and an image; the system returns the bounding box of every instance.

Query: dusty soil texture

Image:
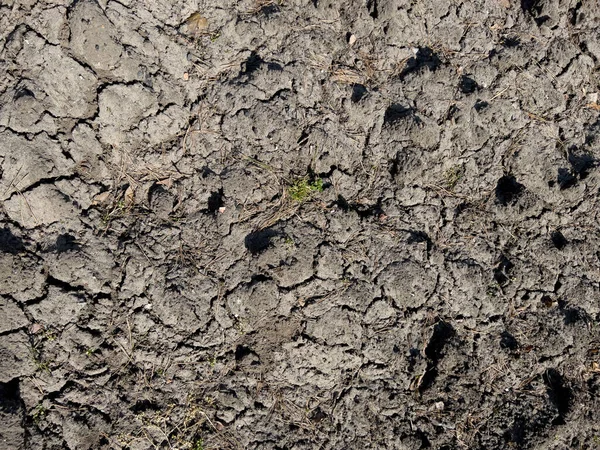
[1,0,600,449]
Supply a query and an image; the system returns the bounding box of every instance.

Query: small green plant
[193,438,205,450]
[32,404,47,424]
[85,348,95,357]
[444,165,464,190]
[284,236,295,249]
[288,177,323,202]
[44,330,57,341]
[486,284,500,297]
[30,346,51,373]
[37,361,51,372]
[208,354,216,368]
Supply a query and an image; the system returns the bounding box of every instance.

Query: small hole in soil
[495,175,525,206]
[500,331,518,350]
[244,228,279,254]
[561,304,589,325]
[399,47,442,78]
[502,36,520,47]
[351,84,368,103]
[353,202,384,218]
[557,168,576,189]
[550,230,567,249]
[568,149,596,179]
[543,368,572,417]
[389,152,401,177]
[0,227,24,254]
[367,0,378,18]
[55,233,80,253]
[14,87,35,101]
[554,279,562,292]
[534,15,550,26]
[207,189,224,213]
[0,379,21,414]
[335,194,350,211]
[131,399,159,413]
[261,4,280,15]
[474,100,488,112]
[243,52,263,75]
[407,230,432,251]
[503,418,526,446]
[521,0,542,15]
[267,62,283,71]
[459,75,478,94]
[384,103,412,125]
[249,273,270,285]
[310,407,327,422]
[425,321,455,362]
[235,345,253,361]
[493,255,514,285]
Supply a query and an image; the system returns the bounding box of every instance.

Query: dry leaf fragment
[156,178,173,188]
[586,102,600,111]
[184,12,208,36]
[124,185,135,208]
[92,191,111,205]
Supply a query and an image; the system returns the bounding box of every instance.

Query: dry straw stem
[330,67,365,85]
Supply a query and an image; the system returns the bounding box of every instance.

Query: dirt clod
[1,0,600,449]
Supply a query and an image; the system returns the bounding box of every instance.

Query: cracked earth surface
[1,0,600,449]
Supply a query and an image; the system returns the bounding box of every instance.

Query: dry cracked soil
[1,0,600,449]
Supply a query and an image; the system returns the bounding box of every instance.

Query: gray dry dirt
[1,0,600,449]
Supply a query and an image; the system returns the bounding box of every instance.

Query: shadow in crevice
[54,233,81,253]
[244,228,281,255]
[543,368,572,423]
[419,321,455,391]
[351,84,368,103]
[556,145,597,189]
[206,189,224,214]
[334,195,384,219]
[495,175,525,206]
[399,47,442,79]
[521,0,543,15]
[0,227,24,254]
[0,378,21,414]
[366,0,378,19]
[383,103,414,125]
[493,255,514,286]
